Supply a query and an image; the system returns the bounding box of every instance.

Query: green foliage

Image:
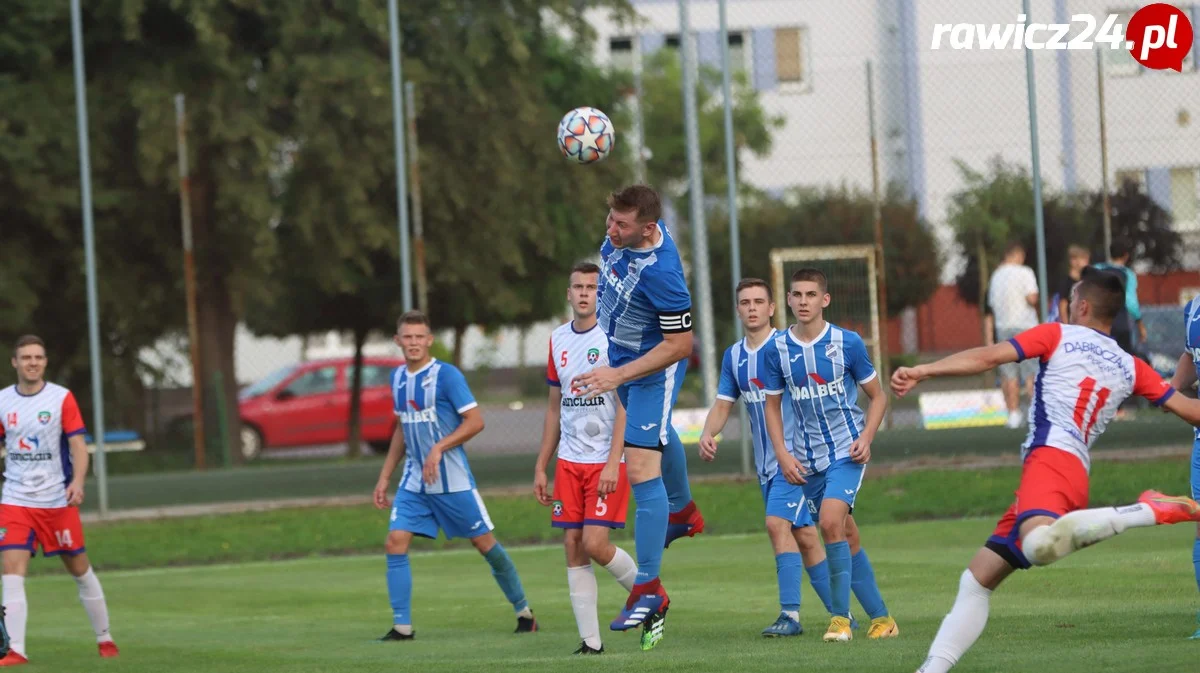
[949,156,1180,306]
[707,185,941,340]
[637,49,783,200]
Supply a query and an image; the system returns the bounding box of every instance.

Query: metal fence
[6,1,1200,512]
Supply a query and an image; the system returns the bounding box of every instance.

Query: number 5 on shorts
[594,497,608,517]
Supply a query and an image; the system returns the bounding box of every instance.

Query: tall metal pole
[405,81,428,314]
[678,0,718,405]
[1022,0,1050,321]
[175,94,206,471]
[388,0,413,312]
[867,60,892,427]
[631,36,648,184]
[1096,49,1113,263]
[718,0,751,477]
[70,0,108,515]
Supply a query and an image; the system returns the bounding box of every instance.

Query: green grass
[61,457,1195,574]
[81,416,1191,511]
[21,519,1200,672]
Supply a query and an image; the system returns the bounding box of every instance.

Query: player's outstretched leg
[1022,491,1200,567]
[662,427,704,548]
[916,551,1010,673]
[476,538,536,633]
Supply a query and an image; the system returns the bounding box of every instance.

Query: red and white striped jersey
[546,321,619,464]
[0,383,86,508]
[1008,322,1174,471]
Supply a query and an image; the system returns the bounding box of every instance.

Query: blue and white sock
[632,478,669,584]
[776,552,802,620]
[386,554,412,627]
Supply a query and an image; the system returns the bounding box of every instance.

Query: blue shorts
[760,477,815,529]
[617,357,688,450]
[1191,437,1200,501]
[803,457,867,517]
[390,487,495,540]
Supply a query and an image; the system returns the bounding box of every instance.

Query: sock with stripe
[386,554,412,627]
[805,560,835,615]
[826,541,852,618]
[483,543,529,613]
[851,549,889,620]
[775,552,802,619]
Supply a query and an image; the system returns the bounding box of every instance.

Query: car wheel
[240,426,264,461]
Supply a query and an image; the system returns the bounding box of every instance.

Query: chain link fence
[11,2,1197,500]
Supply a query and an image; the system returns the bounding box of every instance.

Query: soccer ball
[557,107,615,164]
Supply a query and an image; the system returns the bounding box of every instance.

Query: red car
[237,357,405,459]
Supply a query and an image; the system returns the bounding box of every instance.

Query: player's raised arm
[889,322,1064,397]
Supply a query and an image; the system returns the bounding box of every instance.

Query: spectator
[1093,237,1146,355]
[987,241,1040,428]
[1051,245,1090,323]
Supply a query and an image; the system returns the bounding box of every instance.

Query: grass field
[21,519,1200,673]
[83,416,1191,511]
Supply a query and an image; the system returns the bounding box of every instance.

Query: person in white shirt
[987,242,1040,428]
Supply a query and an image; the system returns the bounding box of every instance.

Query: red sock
[668,501,697,525]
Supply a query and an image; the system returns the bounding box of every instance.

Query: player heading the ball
[571,185,705,651]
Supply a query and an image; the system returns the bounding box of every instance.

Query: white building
[587,0,1200,275]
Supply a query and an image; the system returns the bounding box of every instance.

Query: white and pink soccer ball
[557,107,615,164]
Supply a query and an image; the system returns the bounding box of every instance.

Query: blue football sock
[776,552,802,613]
[386,553,412,625]
[1193,538,1200,595]
[827,541,852,618]
[851,549,889,620]
[805,560,835,615]
[661,427,693,513]
[483,543,529,613]
[632,478,669,584]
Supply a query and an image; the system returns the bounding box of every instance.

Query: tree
[707,185,941,345]
[948,157,1179,311]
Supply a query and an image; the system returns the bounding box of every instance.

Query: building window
[609,37,634,71]
[1171,167,1200,231]
[775,27,809,89]
[665,34,682,50]
[727,31,750,76]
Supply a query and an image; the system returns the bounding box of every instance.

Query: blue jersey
[1185,299,1200,440]
[717,330,798,485]
[391,359,479,494]
[597,221,692,381]
[762,323,877,473]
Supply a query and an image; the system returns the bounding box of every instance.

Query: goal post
[768,245,885,381]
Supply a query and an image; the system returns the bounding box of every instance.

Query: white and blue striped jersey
[597,220,692,380]
[391,359,479,494]
[717,330,798,485]
[762,323,878,474]
[1185,298,1200,440]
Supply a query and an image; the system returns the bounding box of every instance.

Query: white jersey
[546,321,618,464]
[0,382,86,508]
[1007,322,1173,471]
